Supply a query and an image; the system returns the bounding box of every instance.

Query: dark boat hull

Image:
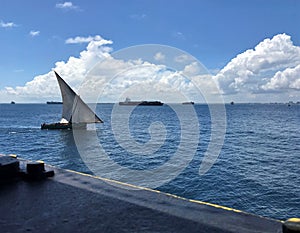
[119,101,163,106]
[41,123,86,130]
[46,101,63,104]
[182,102,194,105]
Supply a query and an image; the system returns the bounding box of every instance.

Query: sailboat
[41,71,103,130]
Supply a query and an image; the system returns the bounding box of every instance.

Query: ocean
[0,103,299,220]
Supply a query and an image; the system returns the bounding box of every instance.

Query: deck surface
[0,164,283,233]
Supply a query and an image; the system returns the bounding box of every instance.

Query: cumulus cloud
[79,60,193,103]
[154,52,165,61]
[0,35,113,102]
[29,30,40,37]
[79,56,220,103]
[261,64,300,91]
[174,54,193,63]
[0,20,17,28]
[55,1,79,10]
[214,33,300,96]
[181,62,201,77]
[65,35,110,44]
[2,33,299,103]
[0,35,214,103]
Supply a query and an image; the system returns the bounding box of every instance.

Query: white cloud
[14,69,24,73]
[172,31,185,40]
[65,35,110,44]
[214,33,300,98]
[2,33,299,103]
[181,62,201,77]
[129,14,147,20]
[0,20,17,28]
[261,64,300,91]
[0,36,214,103]
[0,36,113,102]
[29,30,40,37]
[55,2,79,10]
[154,52,165,61]
[174,54,193,63]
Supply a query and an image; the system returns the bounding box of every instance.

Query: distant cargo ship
[46,101,63,104]
[182,101,194,105]
[119,98,163,106]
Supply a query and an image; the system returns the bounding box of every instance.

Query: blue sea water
[0,103,299,220]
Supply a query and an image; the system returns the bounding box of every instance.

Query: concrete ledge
[0,163,283,233]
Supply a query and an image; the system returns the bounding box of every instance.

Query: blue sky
[0,0,300,103]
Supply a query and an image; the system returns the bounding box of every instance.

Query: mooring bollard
[283,218,300,233]
[0,155,54,182]
[0,155,20,182]
[24,161,55,180]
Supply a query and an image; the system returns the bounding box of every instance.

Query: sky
[0,0,300,103]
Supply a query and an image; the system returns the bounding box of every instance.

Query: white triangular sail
[54,71,103,124]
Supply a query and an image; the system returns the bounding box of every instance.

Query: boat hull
[119,101,163,106]
[41,123,86,130]
[40,72,103,130]
[182,102,194,105]
[46,101,62,104]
